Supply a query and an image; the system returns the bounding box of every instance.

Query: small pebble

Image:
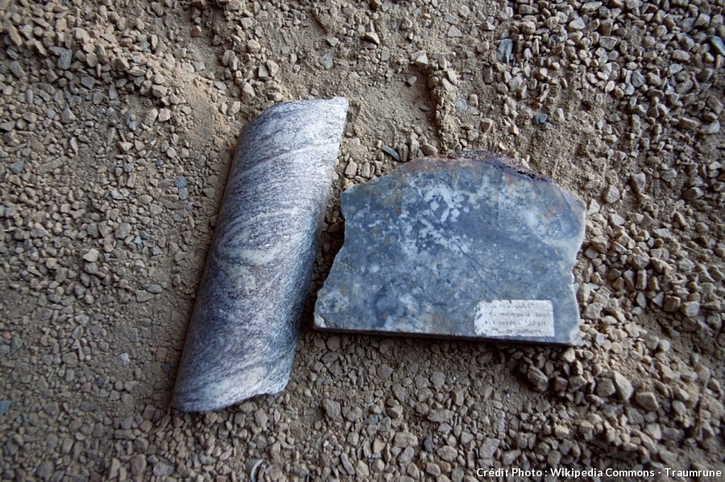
[0,400,10,417]
[8,161,24,174]
[455,98,468,113]
[602,185,621,204]
[635,391,659,411]
[497,39,514,63]
[382,146,401,162]
[57,49,73,70]
[319,53,334,70]
[709,36,725,56]
[613,372,634,402]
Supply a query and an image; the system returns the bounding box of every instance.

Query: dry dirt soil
[1,0,725,481]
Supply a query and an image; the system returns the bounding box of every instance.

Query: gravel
[0,0,723,479]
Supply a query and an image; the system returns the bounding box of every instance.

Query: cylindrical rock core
[172,97,348,412]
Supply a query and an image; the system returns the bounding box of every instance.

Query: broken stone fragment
[172,97,348,412]
[314,152,585,345]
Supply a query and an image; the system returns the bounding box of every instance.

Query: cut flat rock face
[314,152,586,345]
[172,97,348,412]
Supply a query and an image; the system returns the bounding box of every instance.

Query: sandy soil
[0,0,724,480]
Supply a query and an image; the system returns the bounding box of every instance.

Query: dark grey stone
[382,146,401,162]
[497,39,514,63]
[172,97,348,412]
[57,49,73,70]
[314,152,585,345]
[533,113,548,125]
[8,161,23,174]
[710,36,725,57]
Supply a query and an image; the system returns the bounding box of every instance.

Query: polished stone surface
[173,98,348,412]
[314,152,585,345]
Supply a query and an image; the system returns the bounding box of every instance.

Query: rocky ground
[0,0,724,480]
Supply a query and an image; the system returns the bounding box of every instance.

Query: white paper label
[474,300,555,338]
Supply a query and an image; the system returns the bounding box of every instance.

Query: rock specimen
[173,97,348,412]
[314,152,585,345]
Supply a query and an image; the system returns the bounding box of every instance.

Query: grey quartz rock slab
[314,152,585,345]
[172,97,348,412]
